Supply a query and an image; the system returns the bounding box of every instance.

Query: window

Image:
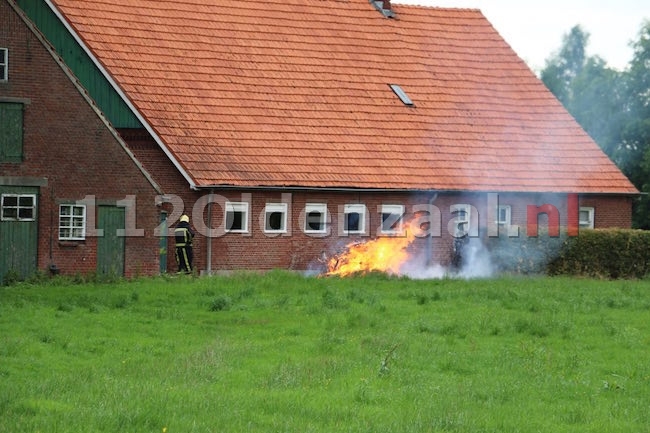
[0,48,7,81]
[59,204,86,240]
[1,194,35,221]
[579,207,594,229]
[496,205,511,225]
[0,102,24,163]
[450,204,470,236]
[380,204,404,234]
[225,201,249,233]
[264,203,288,233]
[304,203,327,234]
[343,204,366,234]
[389,84,414,106]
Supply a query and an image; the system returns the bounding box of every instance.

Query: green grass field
[1,271,649,432]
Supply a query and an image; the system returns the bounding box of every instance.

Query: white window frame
[304,203,328,234]
[579,207,595,229]
[263,203,288,234]
[496,205,511,225]
[343,204,367,235]
[225,201,249,233]
[380,204,405,234]
[59,204,86,240]
[450,203,471,236]
[1,193,36,221]
[0,48,7,82]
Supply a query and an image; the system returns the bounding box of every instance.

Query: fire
[325,224,417,277]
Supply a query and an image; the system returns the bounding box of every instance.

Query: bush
[2,269,21,286]
[210,295,232,311]
[548,229,650,279]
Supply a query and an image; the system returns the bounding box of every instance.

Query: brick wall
[1,2,161,278]
[580,195,633,228]
[3,1,635,278]
[111,187,634,274]
[120,122,636,274]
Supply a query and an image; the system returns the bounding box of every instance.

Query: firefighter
[174,214,195,274]
[451,221,469,271]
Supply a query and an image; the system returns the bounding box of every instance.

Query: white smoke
[399,238,495,280]
[457,238,495,278]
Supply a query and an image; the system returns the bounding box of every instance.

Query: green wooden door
[0,187,38,284]
[97,205,125,278]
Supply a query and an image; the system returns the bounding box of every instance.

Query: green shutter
[0,103,23,163]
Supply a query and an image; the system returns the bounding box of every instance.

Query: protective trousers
[175,245,193,273]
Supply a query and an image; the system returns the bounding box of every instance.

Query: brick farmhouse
[0,0,638,281]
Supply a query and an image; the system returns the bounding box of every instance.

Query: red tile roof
[49,0,638,194]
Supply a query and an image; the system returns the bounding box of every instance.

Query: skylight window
[389,84,414,106]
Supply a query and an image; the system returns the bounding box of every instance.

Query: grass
[1,271,650,432]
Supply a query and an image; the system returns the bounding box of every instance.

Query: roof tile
[50,0,638,194]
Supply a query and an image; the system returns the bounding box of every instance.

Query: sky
[394,0,648,72]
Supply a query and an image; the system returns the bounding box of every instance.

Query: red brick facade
[0,1,636,280]
[1,2,161,279]
[116,128,636,274]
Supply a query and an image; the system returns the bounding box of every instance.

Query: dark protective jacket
[174,221,195,247]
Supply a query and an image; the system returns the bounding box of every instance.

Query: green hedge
[487,229,650,279]
[547,229,650,279]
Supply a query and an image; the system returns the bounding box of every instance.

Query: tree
[621,20,650,228]
[541,26,626,162]
[540,23,650,229]
[540,26,589,106]
[569,56,626,159]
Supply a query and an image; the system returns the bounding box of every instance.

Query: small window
[0,102,24,162]
[450,204,470,236]
[389,84,414,106]
[264,203,287,233]
[59,204,86,240]
[343,204,366,234]
[1,194,36,221]
[0,48,7,81]
[380,204,404,234]
[304,203,328,234]
[496,205,511,225]
[0,48,9,82]
[579,207,594,229]
[225,202,249,233]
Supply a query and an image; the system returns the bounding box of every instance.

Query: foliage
[548,228,650,278]
[540,26,589,105]
[623,20,650,228]
[2,273,650,432]
[540,21,650,228]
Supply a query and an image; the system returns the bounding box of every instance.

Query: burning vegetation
[322,218,493,279]
[325,224,418,277]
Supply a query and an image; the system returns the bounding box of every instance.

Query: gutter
[195,184,641,196]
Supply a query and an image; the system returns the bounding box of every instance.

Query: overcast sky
[394,0,648,72]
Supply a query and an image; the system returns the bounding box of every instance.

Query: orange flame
[326,223,418,277]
